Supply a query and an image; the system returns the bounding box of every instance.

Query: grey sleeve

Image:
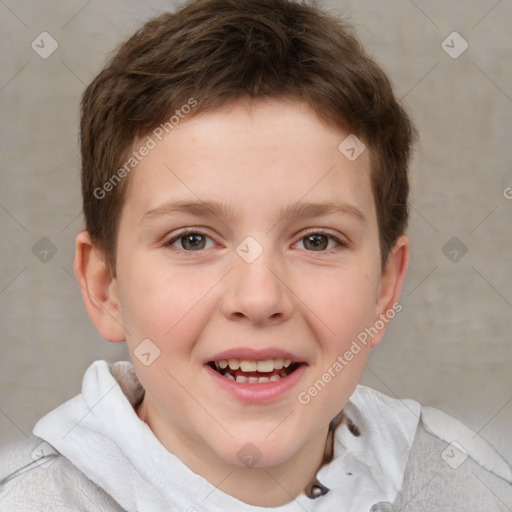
[392,421,512,511]
[0,435,125,512]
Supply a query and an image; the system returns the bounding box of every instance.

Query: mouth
[207,357,303,384]
[203,348,308,403]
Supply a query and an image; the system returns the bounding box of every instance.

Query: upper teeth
[215,358,292,372]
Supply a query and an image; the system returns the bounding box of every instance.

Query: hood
[32,360,421,512]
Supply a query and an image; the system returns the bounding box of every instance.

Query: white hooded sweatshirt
[1,360,511,511]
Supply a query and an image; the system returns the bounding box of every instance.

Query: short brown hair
[80,0,417,273]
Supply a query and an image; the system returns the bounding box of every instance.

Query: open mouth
[207,358,302,384]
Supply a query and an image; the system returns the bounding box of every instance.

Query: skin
[74,97,409,507]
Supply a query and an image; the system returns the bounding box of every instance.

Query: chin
[210,435,303,469]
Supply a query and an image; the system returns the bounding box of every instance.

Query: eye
[164,229,216,251]
[295,229,346,253]
[163,228,347,254]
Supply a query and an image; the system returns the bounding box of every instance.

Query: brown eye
[181,233,207,250]
[165,230,215,251]
[297,231,344,252]
[303,234,329,251]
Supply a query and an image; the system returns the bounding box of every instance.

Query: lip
[204,362,307,404]
[204,347,304,364]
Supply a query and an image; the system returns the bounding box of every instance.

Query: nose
[221,245,294,326]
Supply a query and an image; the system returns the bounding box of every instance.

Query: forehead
[122,98,376,228]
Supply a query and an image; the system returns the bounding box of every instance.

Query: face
[110,98,400,469]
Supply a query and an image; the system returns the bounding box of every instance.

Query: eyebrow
[141,199,367,226]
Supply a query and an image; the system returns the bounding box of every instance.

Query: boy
[1,0,511,510]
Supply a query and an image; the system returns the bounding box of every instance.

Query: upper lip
[205,348,305,364]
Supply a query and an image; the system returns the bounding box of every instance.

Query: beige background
[1,0,511,467]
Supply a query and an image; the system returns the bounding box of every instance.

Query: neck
[136,395,330,507]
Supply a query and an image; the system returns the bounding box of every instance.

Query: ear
[369,234,410,348]
[73,230,126,342]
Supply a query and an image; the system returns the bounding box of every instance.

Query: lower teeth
[210,362,299,384]
[224,373,282,384]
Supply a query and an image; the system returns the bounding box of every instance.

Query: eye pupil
[305,234,328,251]
[183,233,205,250]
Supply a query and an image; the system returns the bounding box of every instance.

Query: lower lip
[204,363,307,404]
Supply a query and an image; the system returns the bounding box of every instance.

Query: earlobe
[370,234,410,348]
[73,231,126,342]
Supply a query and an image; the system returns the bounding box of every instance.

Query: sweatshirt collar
[33,360,420,512]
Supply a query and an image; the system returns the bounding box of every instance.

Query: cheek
[117,256,211,339]
[116,262,213,426]
[298,277,374,414]
[300,267,378,347]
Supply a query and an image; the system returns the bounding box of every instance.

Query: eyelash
[163,228,348,255]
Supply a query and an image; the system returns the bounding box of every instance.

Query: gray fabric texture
[1,420,511,511]
[393,420,512,511]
